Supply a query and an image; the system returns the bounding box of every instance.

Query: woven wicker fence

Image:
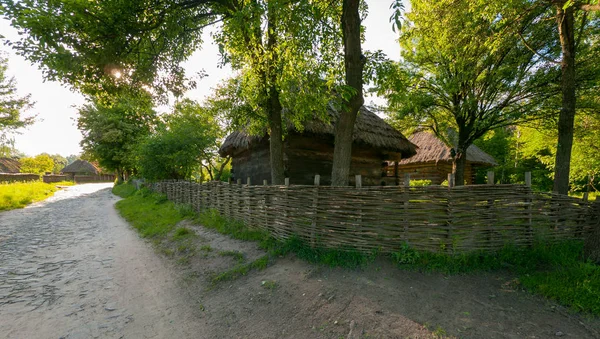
[0,173,40,183]
[149,178,598,254]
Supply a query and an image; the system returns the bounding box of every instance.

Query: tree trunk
[553,4,576,195]
[268,93,285,185]
[266,2,285,185]
[331,0,364,186]
[453,150,467,186]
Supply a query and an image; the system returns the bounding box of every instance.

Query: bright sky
[1,1,403,157]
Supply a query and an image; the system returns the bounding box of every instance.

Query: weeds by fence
[149,176,598,254]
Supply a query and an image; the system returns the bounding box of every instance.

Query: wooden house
[391,131,497,185]
[219,106,417,186]
[0,158,21,173]
[61,159,100,179]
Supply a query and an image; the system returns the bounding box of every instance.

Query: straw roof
[219,105,417,157]
[398,131,497,166]
[61,159,100,174]
[0,158,21,173]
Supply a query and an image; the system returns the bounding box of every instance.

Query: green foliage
[136,99,221,181]
[0,181,57,211]
[19,154,54,174]
[78,94,157,178]
[474,127,554,191]
[0,53,34,136]
[2,0,210,98]
[376,0,558,182]
[409,179,431,187]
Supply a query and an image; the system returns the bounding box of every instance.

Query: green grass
[0,181,59,211]
[218,250,245,263]
[114,187,193,238]
[112,183,138,198]
[209,255,270,285]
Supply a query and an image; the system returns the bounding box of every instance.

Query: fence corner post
[284,177,290,186]
[448,173,455,188]
[487,171,495,185]
[263,179,268,186]
[525,172,532,187]
[355,175,362,188]
[311,174,320,247]
[404,173,411,188]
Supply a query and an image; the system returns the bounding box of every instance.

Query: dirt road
[1,184,599,339]
[0,184,202,339]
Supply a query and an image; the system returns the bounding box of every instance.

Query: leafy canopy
[77,93,157,175]
[136,99,222,181]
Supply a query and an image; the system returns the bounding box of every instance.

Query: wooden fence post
[525,171,533,245]
[246,177,252,227]
[356,175,363,239]
[446,174,454,253]
[487,171,495,185]
[263,179,269,231]
[311,175,320,247]
[403,173,410,242]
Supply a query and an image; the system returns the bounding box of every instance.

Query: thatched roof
[398,131,497,166]
[0,158,20,173]
[219,105,417,158]
[61,159,100,174]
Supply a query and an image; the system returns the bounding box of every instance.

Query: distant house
[0,158,21,173]
[393,131,497,185]
[219,106,417,186]
[61,159,100,179]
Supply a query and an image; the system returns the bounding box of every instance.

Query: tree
[330,0,364,186]
[77,93,157,181]
[136,99,222,181]
[377,0,557,186]
[0,53,34,140]
[3,0,341,185]
[19,154,53,174]
[213,0,340,185]
[551,1,599,194]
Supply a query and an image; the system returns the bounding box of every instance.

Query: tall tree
[77,93,157,181]
[2,0,340,185]
[214,0,339,184]
[0,53,34,139]
[551,0,599,194]
[376,0,557,185]
[136,99,222,181]
[330,0,364,186]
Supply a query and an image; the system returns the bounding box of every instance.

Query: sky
[1,1,403,157]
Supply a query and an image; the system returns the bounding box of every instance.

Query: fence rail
[0,173,39,183]
[149,177,598,254]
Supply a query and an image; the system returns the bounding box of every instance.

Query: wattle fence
[0,173,39,183]
[149,178,599,254]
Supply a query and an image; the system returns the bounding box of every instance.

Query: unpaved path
[1,184,599,339]
[0,184,202,339]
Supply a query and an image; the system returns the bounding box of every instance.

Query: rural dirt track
[1,183,600,339]
[0,184,202,339]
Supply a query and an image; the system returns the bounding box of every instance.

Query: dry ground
[1,184,599,338]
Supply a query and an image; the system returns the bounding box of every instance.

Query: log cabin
[218,106,417,186]
[390,131,497,185]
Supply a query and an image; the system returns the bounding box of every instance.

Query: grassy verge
[114,183,600,316]
[0,181,72,211]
